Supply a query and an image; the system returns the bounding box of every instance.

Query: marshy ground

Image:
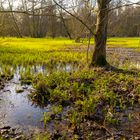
[0,37,140,140]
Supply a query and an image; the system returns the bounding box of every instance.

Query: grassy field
[0,38,87,67]
[0,37,140,66]
[107,37,140,49]
[0,37,140,139]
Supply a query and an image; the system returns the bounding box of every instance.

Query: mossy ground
[0,37,140,139]
[28,68,140,139]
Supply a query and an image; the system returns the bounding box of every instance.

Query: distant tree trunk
[32,0,36,38]
[60,13,72,39]
[7,0,22,37]
[11,12,22,38]
[91,0,110,66]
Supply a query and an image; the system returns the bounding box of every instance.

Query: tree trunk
[91,0,110,66]
[60,12,72,39]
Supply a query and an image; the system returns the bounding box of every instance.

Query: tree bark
[91,0,110,67]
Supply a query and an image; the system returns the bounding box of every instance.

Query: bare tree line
[0,0,139,39]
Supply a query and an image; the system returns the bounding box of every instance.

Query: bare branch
[0,10,61,18]
[53,0,95,35]
[109,1,140,11]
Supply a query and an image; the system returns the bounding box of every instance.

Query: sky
[2,0,140,10]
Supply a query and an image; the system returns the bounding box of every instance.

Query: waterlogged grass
[0,37,140,139]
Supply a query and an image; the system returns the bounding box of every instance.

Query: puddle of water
[0,64,77,135]
[0,63,78,76]
[0,80,50,133]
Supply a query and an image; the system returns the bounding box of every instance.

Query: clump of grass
[29,79,50,106]
[16,89,24,93]
[0,65,14,80]
[34,131,51,140]
[20,67,33,85]
[41,105,63,128]
[42,112,52,127]
[52,105,62,115]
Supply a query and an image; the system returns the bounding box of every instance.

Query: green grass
[0,37,140,67]
[0,37,88,67]
[29,68,140,139]
[107,37,140,49]
[0,37,76,50]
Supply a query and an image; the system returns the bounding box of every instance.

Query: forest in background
[0,0,140,38]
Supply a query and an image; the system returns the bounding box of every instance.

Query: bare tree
[91,0,111,66]
[59,10,72,39]
[53,0,140,67]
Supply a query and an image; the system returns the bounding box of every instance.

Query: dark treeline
[0,0,139,38]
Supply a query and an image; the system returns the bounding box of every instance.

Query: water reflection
[0,63,77,133]
[0,80,50,132]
